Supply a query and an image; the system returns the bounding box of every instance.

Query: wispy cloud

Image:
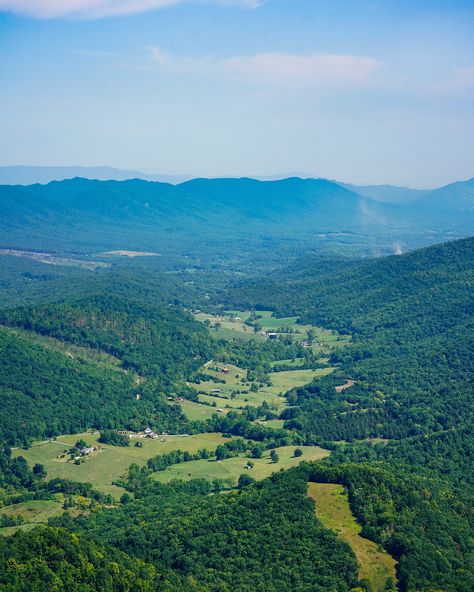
[148,46,383,90]
[0,0,261,19]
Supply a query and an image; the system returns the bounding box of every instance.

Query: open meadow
[194,309,351,353]
[13,431,233,497]
[151,445,329,485]
[307,482,397,592]
[183,361,335,420]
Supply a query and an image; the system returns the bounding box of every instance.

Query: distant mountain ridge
[0,165,190,185]
[0,175,473,256]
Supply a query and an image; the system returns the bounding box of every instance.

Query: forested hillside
[0,295,214,381]
[0,292,215,444]
[0,327,189,444]
[0,235,472,592]
[228,237,474,440]
[1,177,471,256]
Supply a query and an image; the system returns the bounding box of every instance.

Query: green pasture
[151,445,330,485]
[194,309,351,353]
[307,482,397,592]
[13,431,232,497]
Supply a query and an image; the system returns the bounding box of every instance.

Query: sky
[0,0,473,187]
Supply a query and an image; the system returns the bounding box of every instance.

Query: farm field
[194,311,265,341]
[0,500,65,537]
[194,309,351,352]
[178,399,230,420]
[12,431,233,497]
[191,363,333,400]
[261,367,335,394]
[307,482,397,592]
[151,445,329,485]
[184,362,334,419]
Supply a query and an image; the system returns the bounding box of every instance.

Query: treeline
[331,424,474,487]
[0,293,215,383]
[303,462,474,592]
[0,327,189,444]
[52,470,360,592]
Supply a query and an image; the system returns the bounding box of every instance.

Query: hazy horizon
[1,0,474,188]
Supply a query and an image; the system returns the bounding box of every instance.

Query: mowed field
[307,482,397,592]
[13,431,233,497]
[194,311,265,342]
[0,500,65,537]
[194,310,350,352]
[152,445,329,485]
[184,363,334,420]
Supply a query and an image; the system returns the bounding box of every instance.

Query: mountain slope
[412,177,474,211]
[1,176,461,255]
[227,237,474,440]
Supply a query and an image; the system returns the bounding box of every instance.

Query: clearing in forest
[184,362,334,419]
[152,445,329,485]
[307,482,397,592]
[194,309,351,351]
[13,431,233,497]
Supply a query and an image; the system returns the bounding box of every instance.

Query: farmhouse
[79,447,94,456]
[221,367,229,374]
[267,332,278,339]
[144,427,158,439]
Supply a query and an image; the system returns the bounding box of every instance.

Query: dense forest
[227,237,474,440]
[51,470,360,592]
[0,236,472,591]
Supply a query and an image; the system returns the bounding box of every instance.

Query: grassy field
[151,445,329,485]
[182,356,337,421]
[307,482,397,592]
[194,309,351,354]
[194,311,265,342]
[13,431,233,497]
[188,363,333,410]
[262,367,335,394]
[178,399,230,420]
[0,499,65,537]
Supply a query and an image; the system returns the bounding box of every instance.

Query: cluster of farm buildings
[117,427,161,439]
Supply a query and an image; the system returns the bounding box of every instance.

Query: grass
[182,359,336,421]
[0,499,65,537]
[194,311,265,342]
[307,482,397,592]
[188,363,333,410]
[13,431,233,498]
[179,399,230,420]
[151,445,330,485]
[194,309,351,354]
[262,367,335,395]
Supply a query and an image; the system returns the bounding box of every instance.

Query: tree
[120,493,132,504]
[250,445,263,459]
[294,448,303,458]
[238,473,256,489]
[215,445,228,461]
[270,450,279,463]
[32,463,47,478]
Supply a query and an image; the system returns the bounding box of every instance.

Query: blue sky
[1,0,473,186]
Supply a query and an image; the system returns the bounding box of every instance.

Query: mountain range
[1,175,473,257]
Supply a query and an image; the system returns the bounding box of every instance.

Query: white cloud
[148,46,383,90]
[0,0,261,19]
